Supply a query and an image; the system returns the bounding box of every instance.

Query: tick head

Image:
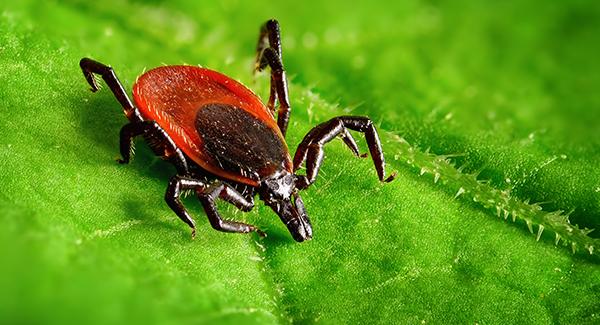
[259,172,313,242]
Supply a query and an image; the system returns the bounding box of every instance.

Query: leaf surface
[0,1,598,324]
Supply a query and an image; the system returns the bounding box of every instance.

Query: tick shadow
[72,87,177,178]
[71,84,183,237]
[121,199,189,240]
[260,226,296,247]
[72,88,123,154]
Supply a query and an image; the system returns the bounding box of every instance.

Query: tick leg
[293,116,397,189]
[165,175,207,237]
[80,58,140,121]
[197,183,264,236]
[118,121,154,164]
[254,19,291,137]
[119,121,189,176]
[256,19,282,70]
[166,176,262,238]
[340,128,365,158]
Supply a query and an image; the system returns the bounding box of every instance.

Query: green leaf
[1,1,599,324]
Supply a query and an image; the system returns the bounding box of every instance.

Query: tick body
[80,19,395,242]
[133,66,291,185]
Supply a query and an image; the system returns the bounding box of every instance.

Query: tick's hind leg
[79,58,139,121]
[293,116,397,189]
[254,19,291,137]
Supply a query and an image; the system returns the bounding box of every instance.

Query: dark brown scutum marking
[195,103,287,180]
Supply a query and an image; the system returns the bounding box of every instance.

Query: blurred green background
[1,0,599,324]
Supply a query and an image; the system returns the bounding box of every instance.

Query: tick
[79,19,396,242]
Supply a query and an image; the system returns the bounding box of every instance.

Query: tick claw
[359,153,369,158]
[191,228,196,239]
[384,171,398,183]
[84,74,99,92]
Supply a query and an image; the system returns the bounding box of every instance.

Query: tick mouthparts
[275,196,313,242]
[286,216,313,242]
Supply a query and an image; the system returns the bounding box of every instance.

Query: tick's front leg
[197,183,264,237]
[293,116,397,189]
[166,175,263,238]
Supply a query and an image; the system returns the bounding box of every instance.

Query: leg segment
[293,116,397,189]
[165,176,206,237]
[198,183,264,236]
[80,58,189,174]
[165,176,261,238]
[256,19,282,65]
[340,128,365,158]
[119,121,189,176]
[79,58,140,121]
[254,19,292,137]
